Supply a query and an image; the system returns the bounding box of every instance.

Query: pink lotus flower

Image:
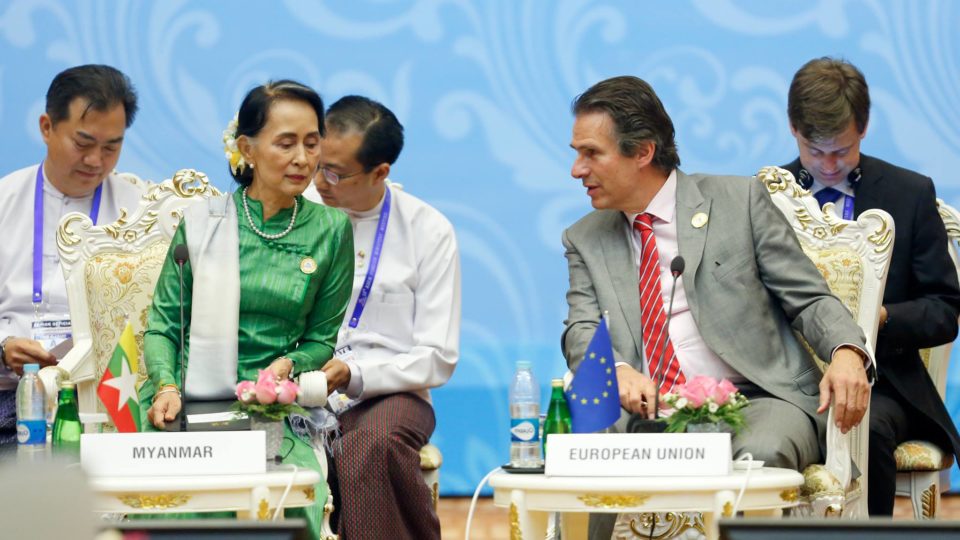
[277,380,299,405]
[254,370,278,404]
[679,375,716,408]
[713,379,738,405]
[236,380,256,404]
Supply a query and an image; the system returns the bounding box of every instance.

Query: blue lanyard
[841,195,855,220]
[33,163,102,304]
[348,187,392,328]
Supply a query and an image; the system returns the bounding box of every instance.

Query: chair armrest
[823,405,853,489]
[37,365,69,413]
[420,443,443,471]
[54,337,96,383]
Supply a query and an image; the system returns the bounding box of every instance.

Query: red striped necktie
[634,213,686,393]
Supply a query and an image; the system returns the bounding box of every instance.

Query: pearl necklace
[241,187,298,240]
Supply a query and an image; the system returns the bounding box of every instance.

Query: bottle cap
[59,380,76,389]
[516,360,531,370]
[551,378,563,387]
[22,364,39,374]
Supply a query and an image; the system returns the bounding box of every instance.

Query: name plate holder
[545,433,731,477]
[81,431,266,477]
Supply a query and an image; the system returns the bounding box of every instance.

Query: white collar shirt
[305,182,461,403]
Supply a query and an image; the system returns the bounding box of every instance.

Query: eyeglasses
[318,166,364,186]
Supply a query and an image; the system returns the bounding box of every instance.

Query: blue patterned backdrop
[2,1,960,495]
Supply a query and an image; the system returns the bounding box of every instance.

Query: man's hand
[147,392,182,430]
[321,358,351,395]
[2,337,57,376]
[819,346,870,433]
[616,364,659,419]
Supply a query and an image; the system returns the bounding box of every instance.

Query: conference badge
[300,257,318,274]
[691,212,708,229]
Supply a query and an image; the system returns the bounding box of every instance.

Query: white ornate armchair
[758,165,894,518]
[37,170,221,419]
[893,198,960,519]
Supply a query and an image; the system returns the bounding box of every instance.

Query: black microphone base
[627,417,667,434]
[162,400,251,432]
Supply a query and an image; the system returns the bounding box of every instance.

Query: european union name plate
[81,431,266,477]
[545,433,731,477]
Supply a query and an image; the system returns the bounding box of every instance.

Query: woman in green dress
[142,80,353,536]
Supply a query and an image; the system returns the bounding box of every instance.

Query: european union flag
[566,319,621,433]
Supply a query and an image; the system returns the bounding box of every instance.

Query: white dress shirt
[306,181,461,403]
[0,164,148,390]
[622,170,746,382]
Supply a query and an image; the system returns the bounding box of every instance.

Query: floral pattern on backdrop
[2,0,959,494]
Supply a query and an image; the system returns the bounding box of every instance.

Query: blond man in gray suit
[562,76,873,539]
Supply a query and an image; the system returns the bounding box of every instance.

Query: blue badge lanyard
[33,163,102,306]
[347,187,392,328]
[841,195,855,220]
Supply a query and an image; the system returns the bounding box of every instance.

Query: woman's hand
[321,359,351,395]
[267,356,295,381]
[148,391,182,429]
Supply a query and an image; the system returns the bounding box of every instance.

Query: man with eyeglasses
[305,95,460,540]
[0,65,148,456]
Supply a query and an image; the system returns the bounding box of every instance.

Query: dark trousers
[867,379,947,516]
[328,393,438,540]
[0,390,16,460]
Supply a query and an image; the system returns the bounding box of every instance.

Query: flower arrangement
[222,115,247,175]
[232,370,307,421]
[660,376,749,433]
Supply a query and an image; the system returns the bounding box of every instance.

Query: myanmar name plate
[545,433,731,477]
[81,431,266,477]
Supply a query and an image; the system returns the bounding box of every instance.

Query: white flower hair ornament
[222,115,248,175]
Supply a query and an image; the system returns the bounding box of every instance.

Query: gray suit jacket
[561,170,867,442]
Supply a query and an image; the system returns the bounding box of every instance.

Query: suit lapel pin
[691,212,708,229]
[300,257,318,274]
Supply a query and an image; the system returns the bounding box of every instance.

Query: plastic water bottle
[16,364,47,461]
[509,360,542,467]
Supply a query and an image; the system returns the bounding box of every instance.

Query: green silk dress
[139,191,353,536]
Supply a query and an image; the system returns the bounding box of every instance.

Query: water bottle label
[510,418,539,443]
[16,419,46,445]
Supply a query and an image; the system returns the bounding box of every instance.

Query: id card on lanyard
[840,196,855,220]
[345,187,391,333]
[32,163,102,348]
[332,188,392,415]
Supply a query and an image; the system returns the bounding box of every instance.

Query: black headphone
[797,166,862,191]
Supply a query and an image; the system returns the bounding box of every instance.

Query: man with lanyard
[783,57,960,516]
[305,95,460,540]
[0,65,148,454]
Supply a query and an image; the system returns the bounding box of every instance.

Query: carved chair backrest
[757,166,895,501]
[56,170,221,419]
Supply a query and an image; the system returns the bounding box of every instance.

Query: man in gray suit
[563,76,872,538]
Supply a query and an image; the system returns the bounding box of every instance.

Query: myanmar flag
[96,321,142,432]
